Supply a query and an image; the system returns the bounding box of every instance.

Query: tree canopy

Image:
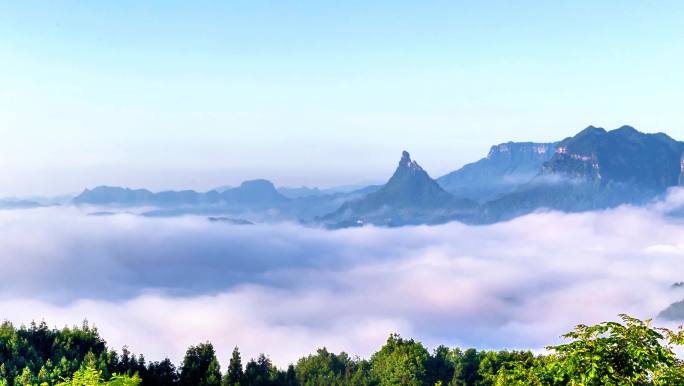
[1,315,683,385]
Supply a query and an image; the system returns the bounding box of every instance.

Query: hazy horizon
[1,124,679,198]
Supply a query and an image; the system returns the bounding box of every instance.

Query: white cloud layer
[3,193,684,366]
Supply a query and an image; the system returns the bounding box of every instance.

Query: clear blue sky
[1,1,683,196]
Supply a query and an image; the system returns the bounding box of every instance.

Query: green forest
[1,315,683,386]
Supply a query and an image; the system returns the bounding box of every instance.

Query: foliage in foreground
[1,315,684,385]
[496,314,684,385]
[54,366,140,386]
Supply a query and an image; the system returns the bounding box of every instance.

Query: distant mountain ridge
[277,183,380,199]
[74,179,289,208]
[65,124,684,227]
[73,179,379,222]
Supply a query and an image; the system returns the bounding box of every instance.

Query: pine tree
[284,365,296,386]
[223,347,243,386]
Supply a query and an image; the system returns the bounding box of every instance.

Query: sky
[3,193,684,365]
[1,1,684,196]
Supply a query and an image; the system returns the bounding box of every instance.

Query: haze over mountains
[482,125,684,222]
[9,124,684,330]
[437,141,557,202]
[65,125,684,227]
[320,151,477,227]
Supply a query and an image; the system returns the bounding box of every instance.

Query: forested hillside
[1,315,683,385]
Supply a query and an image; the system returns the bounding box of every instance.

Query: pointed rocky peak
[398,150,424,172]
[320,148,473,227]
[380,151,455,205]
[386,151,433,188]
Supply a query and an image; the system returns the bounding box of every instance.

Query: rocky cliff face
[437,142,556,201]
[541,125,684,190]
[481,126,684,223]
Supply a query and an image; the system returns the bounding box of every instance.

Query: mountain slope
[321,151,477,227]
[659,298,684,321]
[437,142,556,201]
[542,125,684,189]
[481,125,684,222]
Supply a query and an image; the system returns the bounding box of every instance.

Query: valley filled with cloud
[3,191,684,366]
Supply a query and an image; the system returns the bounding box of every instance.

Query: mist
[2,192,684,366]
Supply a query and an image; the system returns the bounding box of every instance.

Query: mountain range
[73,179,287,208]
[68,125,684,227]
[480,125,684,222]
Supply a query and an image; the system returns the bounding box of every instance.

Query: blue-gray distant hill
[437,142,556,202]
[73,179,287,209]
[277,183,381,199]
[73,179,378,221]
[0,199,44,210]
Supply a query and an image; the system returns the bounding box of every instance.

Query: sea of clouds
[3,191,684,366]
